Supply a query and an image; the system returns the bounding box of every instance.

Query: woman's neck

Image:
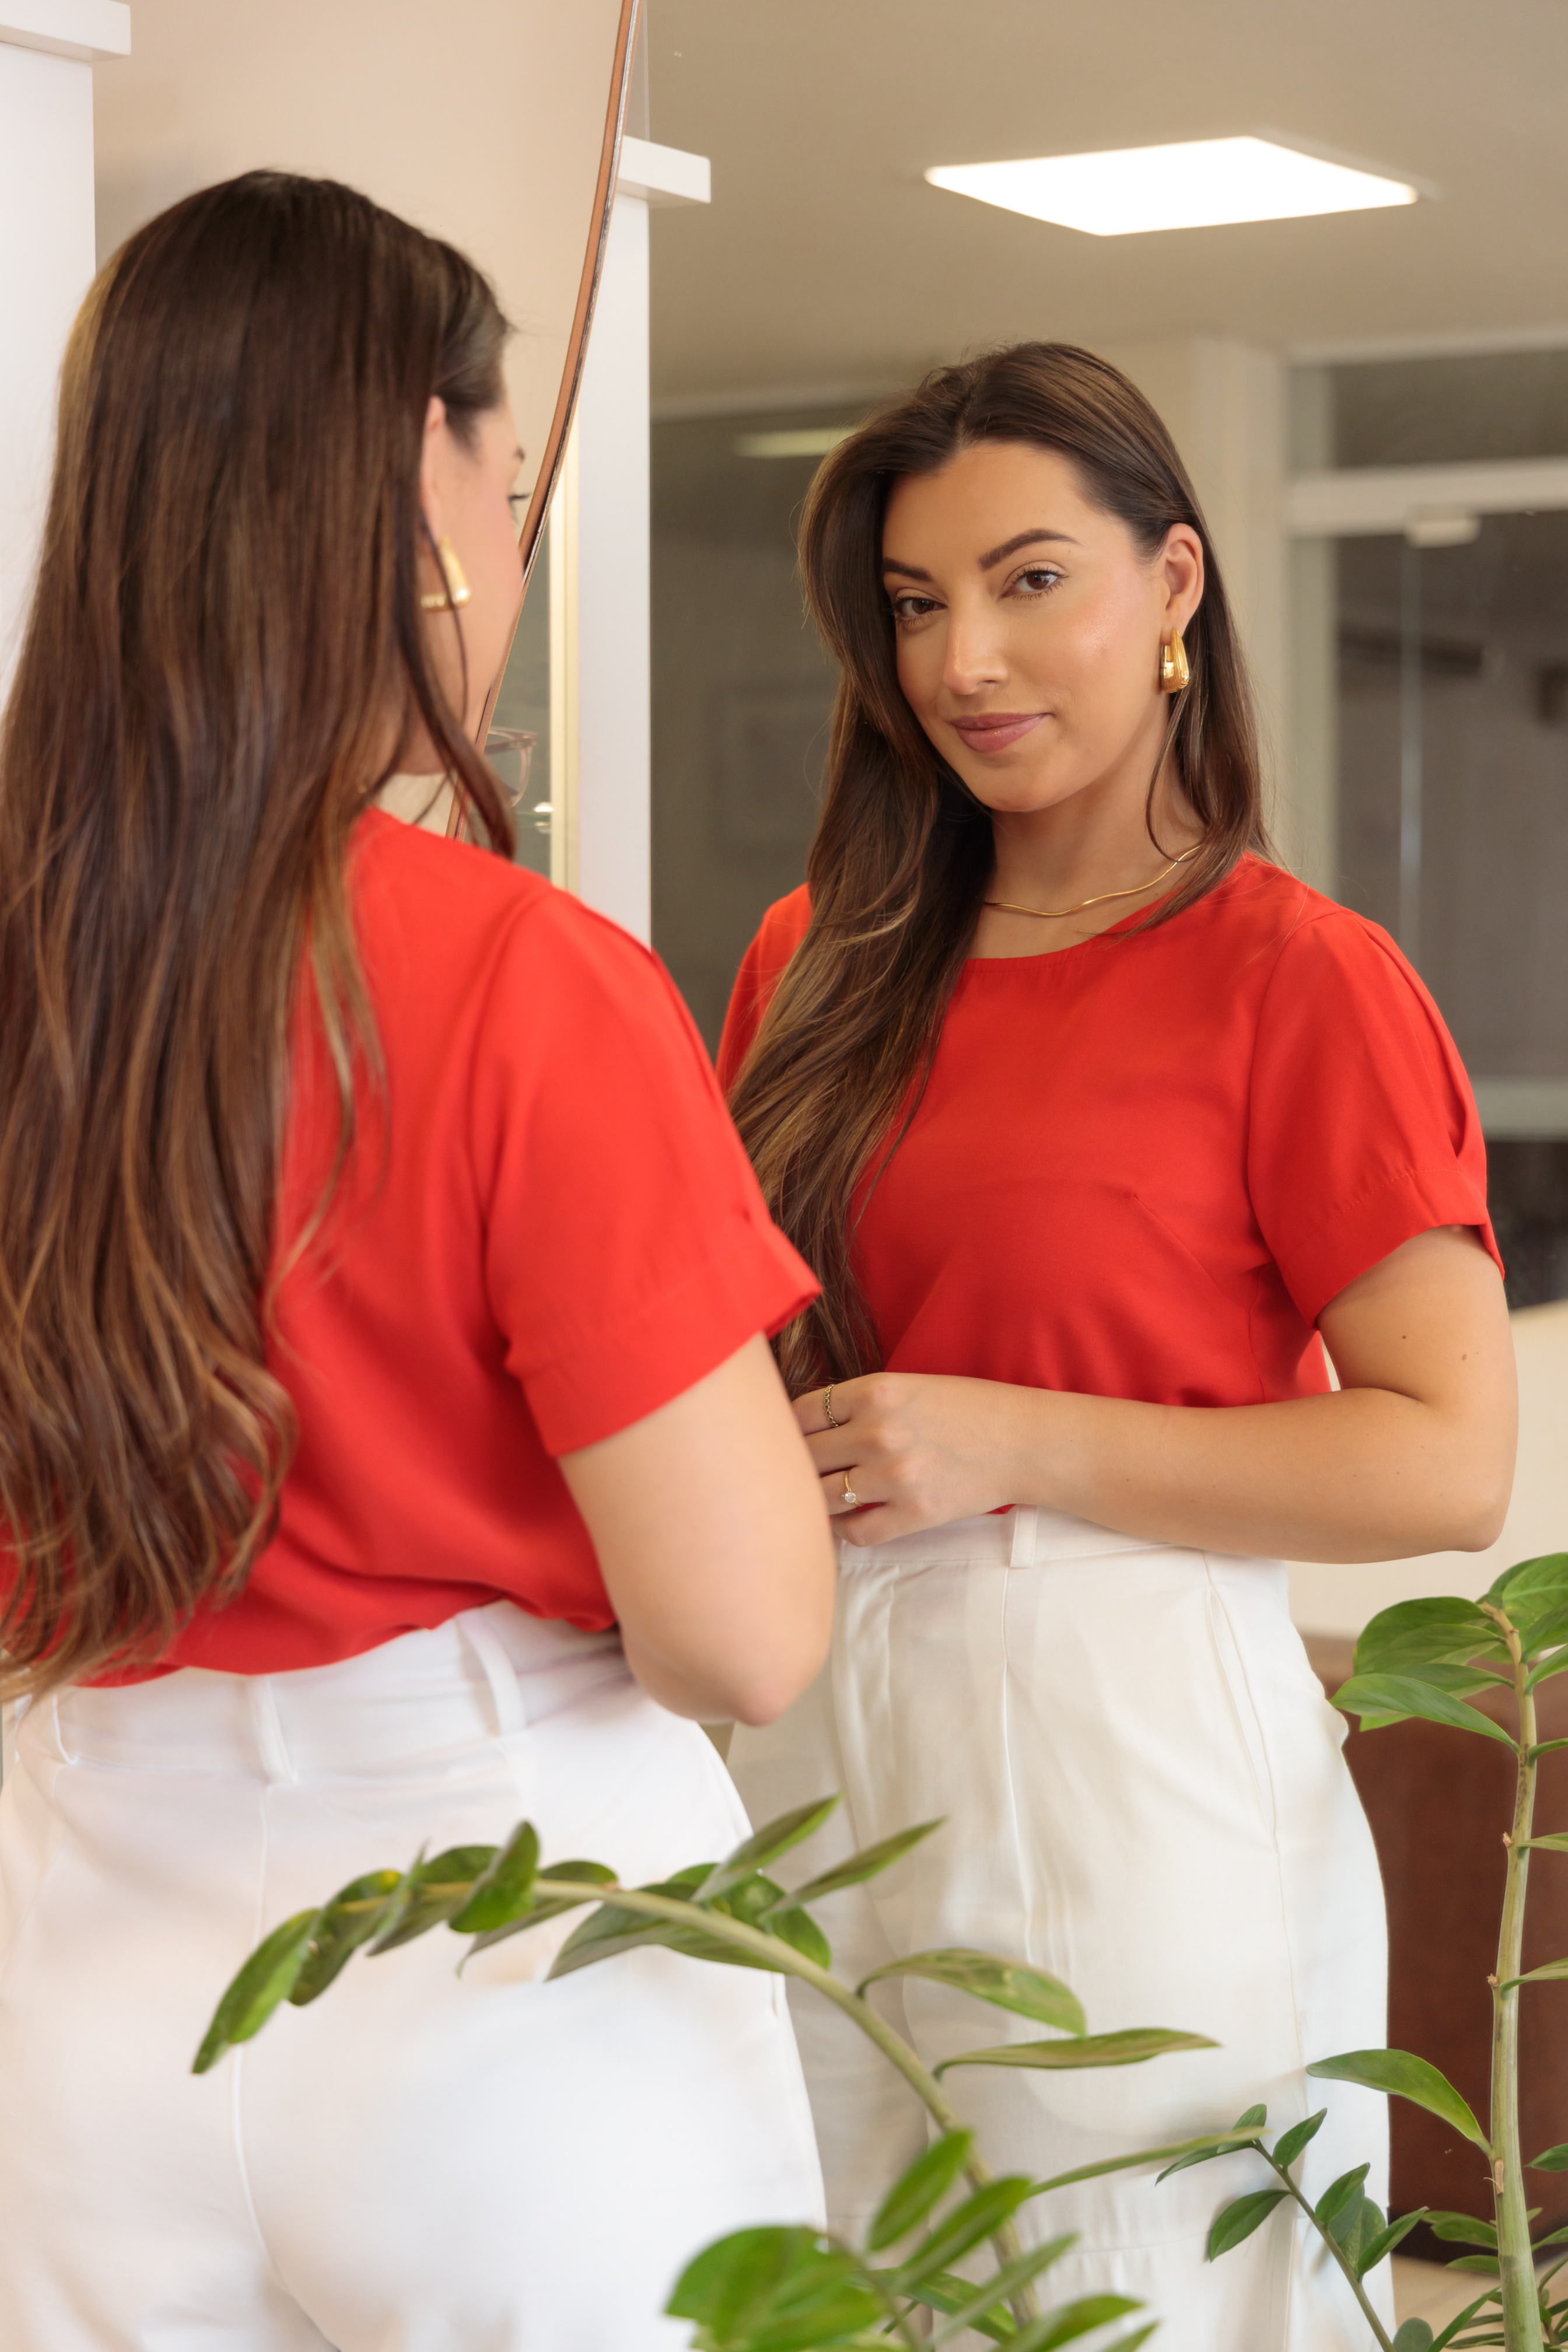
[975,770,1206,961]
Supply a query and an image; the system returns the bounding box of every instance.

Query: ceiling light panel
[923,137,1418,237]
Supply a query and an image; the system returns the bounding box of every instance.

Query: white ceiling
[644,0,1568,407]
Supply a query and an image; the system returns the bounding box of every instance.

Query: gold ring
[841,1473,858,1507]
[823,1384,840,1428]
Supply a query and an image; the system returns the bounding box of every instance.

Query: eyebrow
[881,527,1079,581]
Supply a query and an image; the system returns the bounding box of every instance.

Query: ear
[418,395,450,548]
[1159,523,1205,632]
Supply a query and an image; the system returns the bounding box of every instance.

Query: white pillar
[1097,334,1289,840]
[0,0,130,692]
[552,136,708,942]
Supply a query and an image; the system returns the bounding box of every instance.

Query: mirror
[90,0,643,840]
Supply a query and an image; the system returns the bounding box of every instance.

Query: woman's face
[881,440,1202,820]
[418,396,527,739]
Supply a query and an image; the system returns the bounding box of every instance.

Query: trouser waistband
[15,1604,626,1784]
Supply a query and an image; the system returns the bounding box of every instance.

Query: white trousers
[0,1604,823,2351]
[729,1508,1393,2351]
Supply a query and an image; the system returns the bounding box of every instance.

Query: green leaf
[1006,2295,1143,2350]
[890,2267,1014,2345]
[1531,2144,1568,2172]
[1330,2192,1386,2270]
[1429,2290,1503,2350]
[666,2225,883,2351]
[1028,2126,1265,2195]
[1486,1552,1568,1621]
[192,1908,321,2073]
[1500,1955,1568,1991]
[896,2178,1037,2286]
[699,1797,842,1901]
[1530,1740,1568,1762]
[1158,2108,1267,2182]
[1314,2165,1373,2229]
[1444,2252,1500,2274]
[288,1870,403,2004]
[1527,1642,1568,1690]
[1392,2324,1435,2352]
[789,1821,945,1907]
[922,2232,1073,2336]
[1427,2211,1499,2247]
[1272,2109,1328,2171]
[1357,2209,1429,2273]
[765,1903,833,1970]
[1354,1597,1509,1676]
[369,1845,496,1953]
[939,2028,1217,2076]
[466,1860,618,1957]
[1207,2188,1288,2257]
[450,1823,538,1933]
[858,1948,1086,2036]
[1307,2049,1492,2154]
[1332,1674,1517,1749]
[549,1875,785,1982]
[1517,1834,1568,1854]
[865,2129,974,2252]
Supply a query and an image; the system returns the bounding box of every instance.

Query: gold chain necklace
[984,845,1199,919]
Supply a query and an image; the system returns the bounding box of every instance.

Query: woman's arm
[800,1227,1517,1564]
[561,1334,835,1724]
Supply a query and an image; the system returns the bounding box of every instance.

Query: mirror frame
[452,0,642,835]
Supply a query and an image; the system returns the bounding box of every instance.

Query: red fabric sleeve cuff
[522,1217,818,1457]
[1272,1160,1503,1326]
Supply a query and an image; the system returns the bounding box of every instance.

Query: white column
[0,0,130,692]
[554,137,708,942]
[1097,334,1289,838]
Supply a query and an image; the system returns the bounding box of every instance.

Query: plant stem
[1484,1605,1543,2352]
[1262,2152,1397,2352]
[528,1875,1041,2324]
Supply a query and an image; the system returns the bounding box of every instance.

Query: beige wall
[90,0,627,508]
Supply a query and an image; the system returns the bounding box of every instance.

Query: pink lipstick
[949,712,1045,755]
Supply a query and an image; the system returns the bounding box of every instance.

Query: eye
[507,490,528,515]
[1009,564,1063,598]
[889,592,941,627]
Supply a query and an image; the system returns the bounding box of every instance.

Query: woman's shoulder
[355,807,687,1032]
[1196,855,1415,985]
[717,884,813,1088]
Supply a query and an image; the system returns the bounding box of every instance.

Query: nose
[940,592,1009,699]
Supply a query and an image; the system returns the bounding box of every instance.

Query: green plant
[1111,1549,1568,2352]
[194,1794,1227,2347]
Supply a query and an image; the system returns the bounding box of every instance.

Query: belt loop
[461,1610,528,1737]
[1009,1506,1039,1570]
[247,1677,298,1784]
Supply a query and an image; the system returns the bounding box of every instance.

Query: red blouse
[718,858,1499,1408]
[116,811,815,1677]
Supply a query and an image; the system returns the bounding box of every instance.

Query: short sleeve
[1247,909,1502,1325]
[716,884,813,1091]
[470,897,818,1455]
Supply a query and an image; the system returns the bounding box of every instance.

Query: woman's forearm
[1004,1381,1510,1564]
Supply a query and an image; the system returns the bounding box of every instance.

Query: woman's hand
[794,1372,1031,1546]
[793,1228,1517,1564]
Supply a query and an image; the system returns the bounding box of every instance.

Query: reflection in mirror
[488,521,554,881]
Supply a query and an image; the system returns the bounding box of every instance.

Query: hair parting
[727,341,1270,1392]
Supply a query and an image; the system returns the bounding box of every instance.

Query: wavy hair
[0,172,512,1693]
[728,341,1269,1392]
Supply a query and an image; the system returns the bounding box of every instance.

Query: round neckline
[960,855,1254,972]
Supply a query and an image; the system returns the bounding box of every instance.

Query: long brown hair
[729,341,1269,1392]
[0,172,513,1694]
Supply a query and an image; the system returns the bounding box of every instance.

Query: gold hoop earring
[419,535,471,612]
[1160,626,1189,694]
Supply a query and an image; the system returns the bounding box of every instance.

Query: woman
[720,343,1517,2348]
[0,174,835,2350]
